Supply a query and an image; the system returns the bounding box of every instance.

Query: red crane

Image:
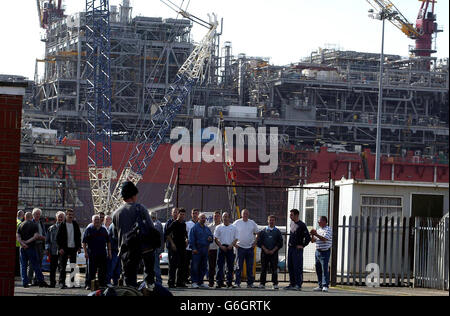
[367,0,442,58]
[413,0,441,57]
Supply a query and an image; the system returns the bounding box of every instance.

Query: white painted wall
[344,181,449,218]
[334,180,449,275]
[287,183,330,271]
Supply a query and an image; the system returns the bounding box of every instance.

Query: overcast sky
[1,0,448,79]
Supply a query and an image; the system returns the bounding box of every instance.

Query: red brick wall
[0,93,23,296]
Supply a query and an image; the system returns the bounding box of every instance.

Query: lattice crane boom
[85,0,114,214]
[219,112,241,220]
[366,0,441,59]
[37,0,44,28]
[108,15,219,213]
[366,0,421,39]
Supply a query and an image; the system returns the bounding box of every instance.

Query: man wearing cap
[112,181,155,288]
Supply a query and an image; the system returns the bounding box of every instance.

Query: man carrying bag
[112,182,161,288]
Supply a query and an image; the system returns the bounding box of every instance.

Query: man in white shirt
[56,209,81,289]
[214,212,238,289]
[185,208,199,284]
[311,216,333,293]
[207,211,222,288]
[233,209,259,288]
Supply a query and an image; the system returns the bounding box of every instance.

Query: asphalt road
[13,275,448,297]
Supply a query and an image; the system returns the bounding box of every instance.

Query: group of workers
[16,181,333,293]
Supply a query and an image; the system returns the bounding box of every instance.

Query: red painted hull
[62,140,448,225]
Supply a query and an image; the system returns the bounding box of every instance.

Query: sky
[1,0,448,79]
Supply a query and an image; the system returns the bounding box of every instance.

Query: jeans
[49,253,59,286]
[191,247,209,285]
[154,251,162,285]
[122,250,155,288]
[20,247,44,286]
[106,251,121,286]
[288,247,304,287]
[87,253,107,287]
[235,247,255,286]
[168,248,187,287]
[208,249,218,286]
[216,247,235,286]
[260,251,279,286]
[28,242,44,283]
[315,249,331,288]
[15,247,21,277]
[59,248,77,286]
[184,250,193,283]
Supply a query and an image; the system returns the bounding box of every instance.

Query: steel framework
[108,16,219,212]
[25,2,449,218]
[85,0,114,214]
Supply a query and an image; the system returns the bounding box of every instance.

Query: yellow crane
[219,112,241,220]
[366,0,441,59]
[366,0,421,39]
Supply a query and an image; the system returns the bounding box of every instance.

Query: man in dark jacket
[151,212,165,285]
[45,211,65,287]
[17,212,48,288]
[106,222,121,286]
[257,215,283,290]
[112,181,155,288]
[285,209,311,291]
[164,208,179,249]
[28,208,47,286]
[82,214,112,290]
[165,209,188,288]
[56,208,82,289]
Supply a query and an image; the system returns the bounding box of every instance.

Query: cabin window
[361,196,403,218]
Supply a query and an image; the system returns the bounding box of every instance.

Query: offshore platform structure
[26,0,449,223]
[71,0,219,214]
[108,10,219,212]
[367,0,443,69]
[13,1,80,219]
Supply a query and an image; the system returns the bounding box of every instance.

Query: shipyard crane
[219,112,241,220]
[366,0,441,58]
[106,9,219,213]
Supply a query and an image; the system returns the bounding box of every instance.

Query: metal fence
[414,216,449,291]
[336,215,449,290]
